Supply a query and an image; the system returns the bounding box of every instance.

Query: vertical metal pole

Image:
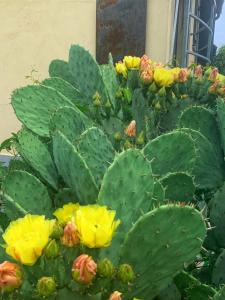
[207,0,215,60]
[182,0,191,66]
[171,0,180,62]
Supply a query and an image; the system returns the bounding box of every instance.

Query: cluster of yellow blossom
[54,203,120,248]
[115,55,225,92]
[115,54,189,87]
[2,204,120,266]
[115,55,141,78]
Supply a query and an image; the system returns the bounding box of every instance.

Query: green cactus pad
[101,117,124,141]
[217,98,225,160]
[212,249,225,285]
[100,64,118,106]
[209,183,225,248]
[78,127,115,187]
[17,129,58,190]
[98,149,154,228]
[157,283,181,300]
[42,77,87,106]
[180,128,224,189]
[49,59,75,86]
[152,180,165,205]
[50,106,92,143]
[98,149,154,262]
[159,172,195,202]
[179,106,222,155]
[8,159,34,174]
[53,131,98,204]
[2,170,53,217]
[54,188,78,208]
[132,88,149,135]
[0,192,27,220]
[12,85,75,137]
[143,130,196,177]
[213,285,225,300]
[120,204,206,299]
[69,45,107,101]
[175,271,216,300]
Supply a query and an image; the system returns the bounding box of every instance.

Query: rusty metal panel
[96,0,147,64]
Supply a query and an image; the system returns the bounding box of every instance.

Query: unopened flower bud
[117,264,135,283]
[51,222,64,239]
[114,132,122,141]
[124,120,136,137]
[158,86,166,97]
[36,277,56,297]
[178,68,188,82]
[140,69,153,85]
[97,258,114,278]
[149,82,158,93]
[93,92,101,106]
[208,80,220,94]
[155,101,161,110]
[109,291,122,300]
[136,131,145,145]
[45,240,60,259]
[61,222,79,247]
[219,85,225,96]
[105,100,112,109]
[194,65,203,77]
[124,140,133,150]
[0,261,22,293]
[140,54,151,72]
[209,68,219,81]
[72,254,97,284]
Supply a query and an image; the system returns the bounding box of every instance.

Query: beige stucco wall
[0,0,96,148]
[0,0,175,149]
[146,0,175,63]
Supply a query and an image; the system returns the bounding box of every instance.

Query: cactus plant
[1,44,225,299]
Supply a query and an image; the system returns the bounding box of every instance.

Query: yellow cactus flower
[115,62,128,78]
[53,203,80,225]
[3,215,55,266]
[75,205,120,248]
[123,56,141,69]
[217,73,225,83]
[153,67,174,87]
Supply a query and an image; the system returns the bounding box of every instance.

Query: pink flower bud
[178,68,189,82]
[140,54,151,72]
[72,254,97,284]
[209,68,219,81]
[124,120,136,137]
[61,222,79,247]
[0,261,22,292]
[109,291,122,300]
[194,65,203,77]
[140,69,153,84]
[208,80,220,94]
